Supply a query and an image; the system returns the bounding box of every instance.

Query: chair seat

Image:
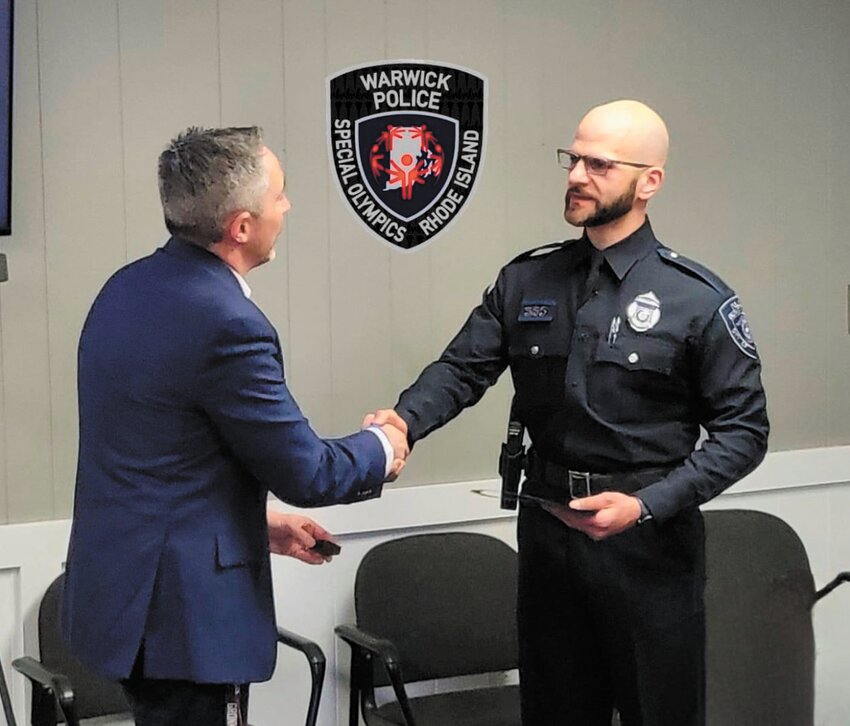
[370,685,520,726]
[80,715,134,726]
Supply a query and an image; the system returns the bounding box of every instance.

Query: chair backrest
[354,532,518,685]
[37,575,130,722]
[1,657,17,726]
[704,509,816,726]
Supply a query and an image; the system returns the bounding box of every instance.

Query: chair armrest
[277,627,325,671]
[814,572,850,604]
[334,625,417,726]
[11,656,79,726]
[276,628,325,726]
[334,624,401,666]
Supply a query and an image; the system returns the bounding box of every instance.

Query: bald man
[365,101,768,725]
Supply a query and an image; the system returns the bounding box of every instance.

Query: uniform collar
[583,219,659,282]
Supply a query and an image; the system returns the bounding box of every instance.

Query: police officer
[365,100,768,726]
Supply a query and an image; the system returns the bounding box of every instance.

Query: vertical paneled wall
[1,0,849,523]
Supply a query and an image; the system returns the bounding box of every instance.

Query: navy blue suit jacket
[61,238,385,683]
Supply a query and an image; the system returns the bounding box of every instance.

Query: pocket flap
[216,531,263,568]
[508,328,570,358]
[595,338,676,375]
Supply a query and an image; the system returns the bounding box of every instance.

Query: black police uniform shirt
[395,219,769,523]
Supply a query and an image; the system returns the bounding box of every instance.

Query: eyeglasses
[556,148,651,177]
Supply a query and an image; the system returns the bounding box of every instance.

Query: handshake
[362,408,409,481]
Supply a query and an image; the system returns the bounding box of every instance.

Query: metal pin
[607,316,621,346]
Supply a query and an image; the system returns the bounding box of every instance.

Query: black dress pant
[121,647,249,726]
[517,503,706,726]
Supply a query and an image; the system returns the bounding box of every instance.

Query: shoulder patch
[656,248,730,295]
[719,295,758,359]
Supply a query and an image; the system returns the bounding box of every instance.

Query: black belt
[524,450,673,503]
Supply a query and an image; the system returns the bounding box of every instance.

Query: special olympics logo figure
[369,125,445,200]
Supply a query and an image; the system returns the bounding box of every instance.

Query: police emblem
[328,60,486,250]
[720,295,758,359]
[626,292,661,332]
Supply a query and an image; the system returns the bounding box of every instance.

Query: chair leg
[348,651,362,726]
[304,656,325,726]
[1,664,18,726]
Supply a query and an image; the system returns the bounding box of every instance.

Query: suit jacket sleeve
[198,313,385,506]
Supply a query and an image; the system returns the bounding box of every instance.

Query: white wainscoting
[2,447,849,726]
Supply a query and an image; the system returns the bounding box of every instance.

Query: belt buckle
[568,470,592,499]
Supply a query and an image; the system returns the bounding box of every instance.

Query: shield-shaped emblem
[719,295,758,359]
[626,291,662,332]
[328,60,487,250]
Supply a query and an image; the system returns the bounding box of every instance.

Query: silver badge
[626,292,661,332]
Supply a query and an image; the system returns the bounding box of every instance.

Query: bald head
[575,100,668,167]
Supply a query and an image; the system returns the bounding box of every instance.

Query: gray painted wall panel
[1,0,53,523]
[38,0,126,518]
[826,0,850,446]
[117,0,222,262]
[0,0,848,522]
[280,0,334,435]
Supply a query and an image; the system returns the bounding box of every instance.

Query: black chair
[703,509,849,726]
[1,657,18,726]
[336,532,520,726]
[13,574,326,726]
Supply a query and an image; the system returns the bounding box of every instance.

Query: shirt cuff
[365,426,394,478]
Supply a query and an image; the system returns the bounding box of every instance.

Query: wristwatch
[635,496,654,525]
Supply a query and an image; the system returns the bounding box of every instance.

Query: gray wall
[0,0,848,524]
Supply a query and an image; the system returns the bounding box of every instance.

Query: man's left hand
[267,510,338,565]
[543,492,642,541]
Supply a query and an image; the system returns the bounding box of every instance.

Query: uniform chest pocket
[595,337,676,375]
[590,337,682,423]
[508,325,570,412]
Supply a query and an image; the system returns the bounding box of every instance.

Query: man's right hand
[364,409,410,481]
[379,422,409,481]
[363,408,409,439]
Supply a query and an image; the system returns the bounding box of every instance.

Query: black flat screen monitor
[0,1,12,235]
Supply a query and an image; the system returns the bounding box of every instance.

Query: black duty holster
[498,402,526,510]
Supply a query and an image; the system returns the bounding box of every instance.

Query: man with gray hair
[61,126,408,726]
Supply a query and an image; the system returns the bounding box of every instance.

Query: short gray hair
[158,126,269,247]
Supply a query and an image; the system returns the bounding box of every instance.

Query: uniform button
[570,381,578,387]
[578,333,587,341]
[670,252,679,259]
[530,345,540,356]
[628,352,639,363]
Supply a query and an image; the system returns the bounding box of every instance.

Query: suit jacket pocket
[215,531,265,569]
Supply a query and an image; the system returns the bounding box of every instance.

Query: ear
[636,167,664,201]
[227,211,253,245]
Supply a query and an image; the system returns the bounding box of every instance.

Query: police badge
[328,60,487,250]
[626,292,661,332]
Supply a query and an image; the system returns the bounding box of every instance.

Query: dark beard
[577,177,638,228]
